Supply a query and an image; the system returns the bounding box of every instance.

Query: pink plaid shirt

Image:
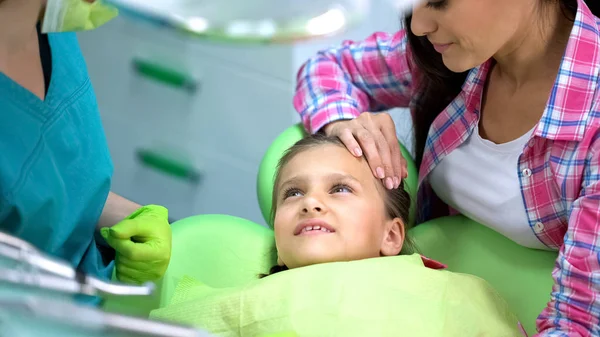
[293,1,600,335]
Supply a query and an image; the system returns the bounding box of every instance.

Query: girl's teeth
[302,226,332,232]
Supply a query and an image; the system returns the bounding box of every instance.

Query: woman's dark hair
[260,134,415,278]
[405,0,599,166]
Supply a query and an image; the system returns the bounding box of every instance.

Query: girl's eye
[426,0,448,10]
[331,184,352,194]
[283,188,302,199]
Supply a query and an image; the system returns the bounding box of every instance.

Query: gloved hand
[100,205,172,284]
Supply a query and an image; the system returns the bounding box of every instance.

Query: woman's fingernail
[354,148,363,156]
[394,177,400,187]
[376,167,385,179]
[386,177,394,189]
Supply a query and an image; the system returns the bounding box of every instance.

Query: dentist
[0,0,171,303]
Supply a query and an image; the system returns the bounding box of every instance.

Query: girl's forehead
[280,147,371,181]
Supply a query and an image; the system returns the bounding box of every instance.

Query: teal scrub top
[0,32,115,292]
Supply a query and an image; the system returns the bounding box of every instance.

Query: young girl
[264,134,416,276]
[150,135,525,337]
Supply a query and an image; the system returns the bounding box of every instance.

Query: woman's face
[411,0,539,72]
[273,145,404,270]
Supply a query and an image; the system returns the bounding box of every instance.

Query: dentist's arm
[97,191,141,229]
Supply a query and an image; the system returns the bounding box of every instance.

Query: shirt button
[522,168,532,177]
[534,222,545,233]
[528,139,535,147]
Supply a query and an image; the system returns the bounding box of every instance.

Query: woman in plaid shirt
[293,0,600,335]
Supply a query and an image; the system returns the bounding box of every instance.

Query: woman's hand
[101,205,172,284]
[323,112,407,189]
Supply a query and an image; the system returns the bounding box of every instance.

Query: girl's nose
[301,196,326,214]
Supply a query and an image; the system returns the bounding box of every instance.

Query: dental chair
[100,124,556,336]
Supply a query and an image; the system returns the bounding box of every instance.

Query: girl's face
[411,0,540,72]
[273,144,404,269]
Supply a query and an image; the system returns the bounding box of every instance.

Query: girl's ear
[380,217,404,256]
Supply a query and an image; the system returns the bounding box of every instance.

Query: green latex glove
[101,205,172,284]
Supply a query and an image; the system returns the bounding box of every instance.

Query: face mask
[41,0,118,33]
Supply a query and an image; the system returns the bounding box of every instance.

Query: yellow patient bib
[150,254,526,337]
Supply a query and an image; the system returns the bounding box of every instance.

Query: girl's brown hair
[261,134,415,277]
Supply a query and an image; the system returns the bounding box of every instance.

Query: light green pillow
[150,254,525,337]
[102,214,277,318]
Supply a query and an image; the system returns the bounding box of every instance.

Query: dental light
[104,0,423,43]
